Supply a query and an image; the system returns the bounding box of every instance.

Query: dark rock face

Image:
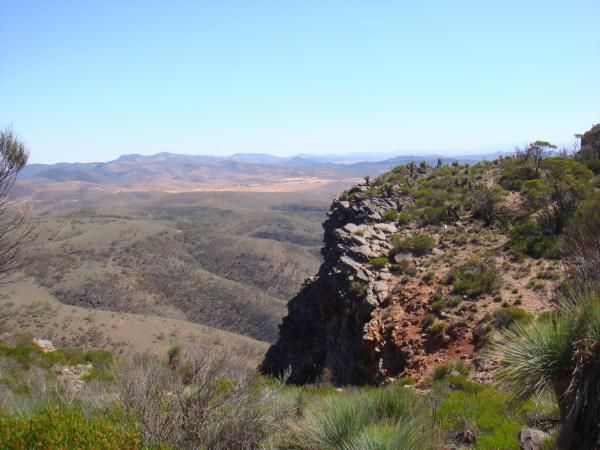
[261,185,400,384]
[580,123,600,159]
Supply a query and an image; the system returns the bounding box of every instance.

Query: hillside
[0,279,267,366]
[262,144,599,384]
[16,191,336,343]
[12,152,507,344]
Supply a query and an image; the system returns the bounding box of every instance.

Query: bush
[368,257,389,268]
[447,295,462,308]
[0,404,141,449]
[392,233,435,256]
[420,206,449,225]
[396,211,413,226]
[430,320,447,335]
[499,158,537,191]
[117,350,290,449]
[422,314,436,328]
[493,307,533,330]
[350,280,369,297]
[391,258,417,276]
[381,209,399,222]
[506,221,559,259]
[431,299,444,313]
[430,361,469,381]
[446,258,499,298]
[43,348,113,369]
[422,271,435,284]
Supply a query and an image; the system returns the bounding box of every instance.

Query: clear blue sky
[1,1,599,164]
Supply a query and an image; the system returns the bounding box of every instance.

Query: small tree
[527,140,556,176]
[0,128,33,282]
[471,183,504,226]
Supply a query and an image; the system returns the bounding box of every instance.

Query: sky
[1,1,599,164]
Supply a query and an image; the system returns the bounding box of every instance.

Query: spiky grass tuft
[492,307,578,401]
[300,385,433,449]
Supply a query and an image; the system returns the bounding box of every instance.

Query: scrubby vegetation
[0,405,142,449]
[0,337,561,449]
[3,124,600,449]
[445,257,500,298]
[391,232,435,256]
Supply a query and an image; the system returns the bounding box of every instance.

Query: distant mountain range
[21,150,514,183]
[13,150,516,211]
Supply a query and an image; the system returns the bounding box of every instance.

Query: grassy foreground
[0,339,558,449]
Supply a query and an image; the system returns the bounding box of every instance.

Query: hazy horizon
[25,145,531,166]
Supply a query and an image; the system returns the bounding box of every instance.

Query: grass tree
[492,292,600,449]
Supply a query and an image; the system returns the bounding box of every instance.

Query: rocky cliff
[262,185,405,384]
[262,163,559,385]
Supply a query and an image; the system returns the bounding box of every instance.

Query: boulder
[32,338,55,353]
[519,428,550,450]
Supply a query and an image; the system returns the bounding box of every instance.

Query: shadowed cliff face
[261,184,401,384]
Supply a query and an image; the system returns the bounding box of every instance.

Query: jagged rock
[262,192,399,384]
[519,428,550,450]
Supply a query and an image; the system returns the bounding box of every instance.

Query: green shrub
[431,299,444,313]
[396,376,417,386]
[422,271,435,284]
[430,361,469,381]
[422,314,436,328]
[506,221,560,259]
[447,295,462,308]
[391,258,417,276]
[0,404,141,449]
[81,367,116,382]
[382,209,399,222]
[43,348,113,369]
[350,281,369,297]
[582,158,600,174]
[499,159,537,191]
[493,307,533,329]
[368,257,389,268]
[396,211,413,226]
[391,233,435,256]
[447,258,499,298]
[430,320,446,335]
[420,206,449,225]
[0,344,38,368]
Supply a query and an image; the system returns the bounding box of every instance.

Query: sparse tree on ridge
[527,140,556,176]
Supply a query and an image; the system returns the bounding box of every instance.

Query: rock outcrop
[262,184,401,384]
[262,165,558,385]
